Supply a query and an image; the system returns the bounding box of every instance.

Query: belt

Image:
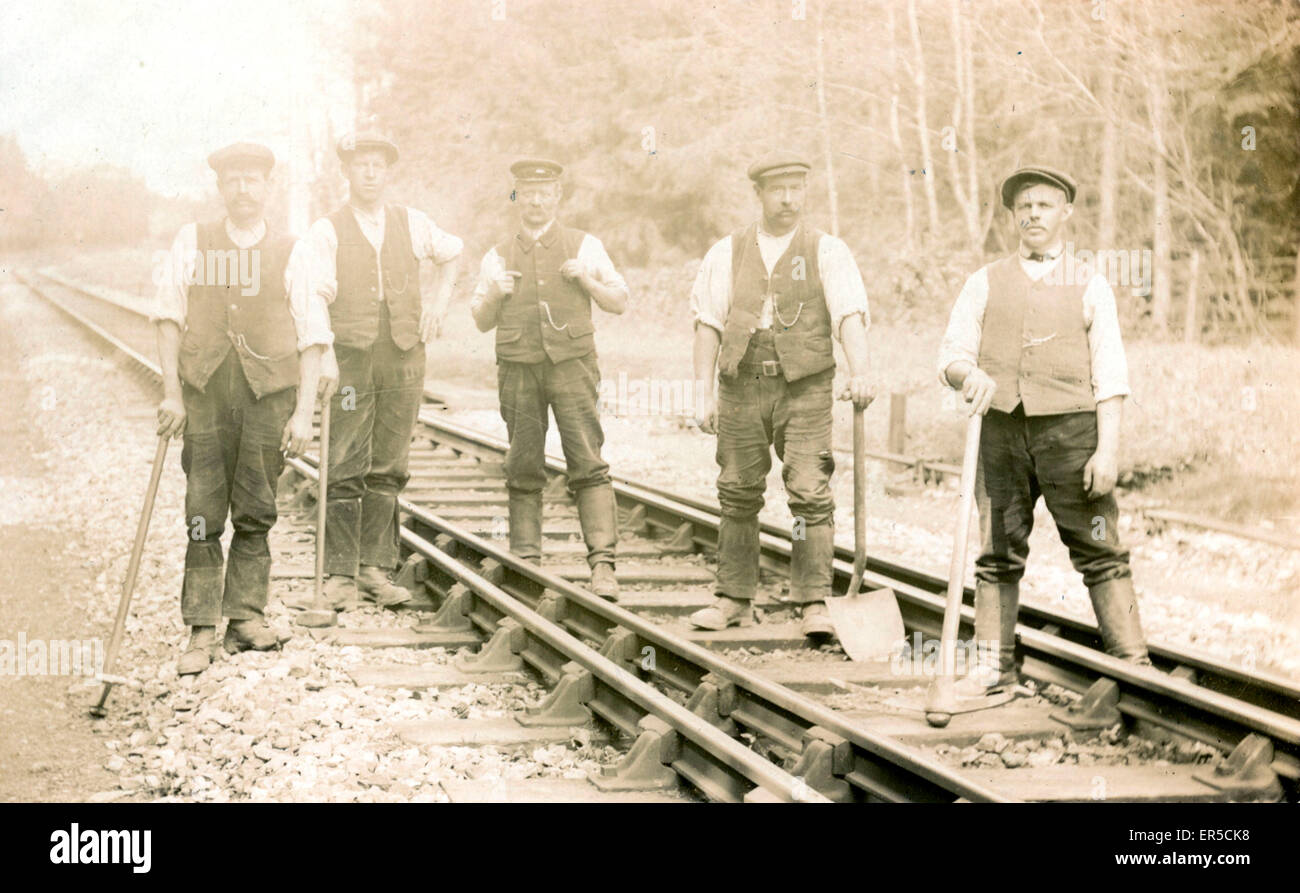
[735,359,782,377]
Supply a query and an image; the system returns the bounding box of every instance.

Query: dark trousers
[975,406,1131,587]
[324,309,426,576]
[180,352,295,625]
[715,333,835,603]
[498,353,617,566]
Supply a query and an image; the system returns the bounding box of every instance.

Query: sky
[0,0,356,198]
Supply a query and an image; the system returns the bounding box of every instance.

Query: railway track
[14,266,1300,803]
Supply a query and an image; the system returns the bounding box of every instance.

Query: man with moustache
[937,165,1152,697]
[301,133,463,609]
[469,159,628,599]
[153,142,333,675]
[688,151,874,638]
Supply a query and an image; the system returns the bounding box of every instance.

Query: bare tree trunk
[906,0,940,241]
[945,0,979,251]
[887,3,916,252]
[1098,64,1118,249]
[814,5,839,237]
[1148,74,1172,335]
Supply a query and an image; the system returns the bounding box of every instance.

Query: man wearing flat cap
[469,159,628,599]
[688,151,874,638]
[300,132,463,610]
[937,164,1151,696]
[152,141,333,674]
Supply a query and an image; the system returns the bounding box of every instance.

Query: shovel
[295,401,338,629]
[90,435,169,718]
[825,405,906,661]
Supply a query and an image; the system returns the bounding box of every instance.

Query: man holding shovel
[153,142,334,675]
[937,164,1152,698]
[301,132,462,610]
[469,159,629,599]
[688,151,874,638]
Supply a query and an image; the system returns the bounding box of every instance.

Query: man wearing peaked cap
[207,141,275,174]
[152,141,334,674]
[469,158,629,600]
[297,131,462,611]
[937,163,1151,697]
[688,150,875,638]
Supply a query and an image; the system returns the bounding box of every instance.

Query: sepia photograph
[0,0,1296,870]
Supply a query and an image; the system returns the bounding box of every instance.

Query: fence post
[1183,249,1200,343]
[888,393,907,456]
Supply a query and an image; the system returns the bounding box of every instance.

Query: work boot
[284,574,354,612]
[357,565,413,608]
[589,562,619,601]
[575,484,619,568]
[688,594,754,630]
[223,618,291,654]
[508,490,543,563]
[800,601,834,638]
[177,626,217,676]
[953,580,1020,697]
[1088,576,1152,666]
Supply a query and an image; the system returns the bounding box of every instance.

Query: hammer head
[294,608,338,629]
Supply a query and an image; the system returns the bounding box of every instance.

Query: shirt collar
[520,218,556,244]
[224,217,266,248]
[1019,241,1064,262]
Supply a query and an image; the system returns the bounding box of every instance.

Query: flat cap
[1001,165,1077,209]
[337,132,399,165]
[747,151,811,182]
[511,158,563,182]
[207,142,275,174]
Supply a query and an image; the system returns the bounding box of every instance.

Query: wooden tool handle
[848,405,867,595]
[315,401,331,604]
[937,412,983,680]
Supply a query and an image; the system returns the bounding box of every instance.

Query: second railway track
[16,266,1300,803]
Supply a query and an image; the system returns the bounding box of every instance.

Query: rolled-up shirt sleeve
[817,234,870,340]
[690,237,732,335]
[936,266,989,388]
[285,239,334,351]
[469,247,505,329]
[577,234,627,298]
[1083,273,1131,402]
[151,223,198,327]
[304,217,340,306]
[408,208,463,264]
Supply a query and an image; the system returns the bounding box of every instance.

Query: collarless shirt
[937,249,1131,402]
[690,222,870,341]
[305,204,463,306]
[151,218,333,351]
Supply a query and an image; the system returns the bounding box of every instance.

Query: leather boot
[357,565,413,608]
[575,484,619,568]
[689,595,754,630]
[224,618,291,654]
[800,602,834,638]
[789,520,834,605]
[177,626,217,676]
[1088,576,1152,665]
[954,580,1020,697]
[589,562,619,601]
[508,490,543,563]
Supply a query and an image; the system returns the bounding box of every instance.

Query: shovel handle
[94,435,170,714]
[315,401,331,604]
[937,412,982,680]
[846,405,867,596]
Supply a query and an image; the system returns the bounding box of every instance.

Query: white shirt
[151,218,332,352]
[937,252,1131,403]
[690,224,870,340]
[469,221,628,325]
[305,205,463,305]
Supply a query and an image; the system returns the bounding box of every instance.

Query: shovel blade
[825,586,906,662]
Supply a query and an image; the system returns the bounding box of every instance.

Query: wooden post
[888,393,907,456]
[1183,249,1200,343]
